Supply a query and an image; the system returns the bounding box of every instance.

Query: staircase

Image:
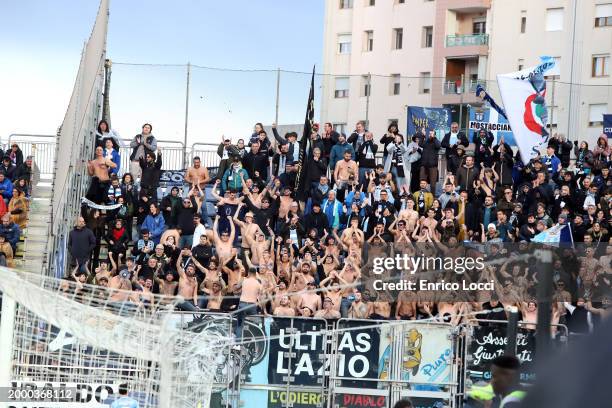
[17,178,53,273]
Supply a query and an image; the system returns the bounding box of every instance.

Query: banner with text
[467,325,536,384]
[407,107,452,139]
[604,114,612,139]
[469,108,516,146]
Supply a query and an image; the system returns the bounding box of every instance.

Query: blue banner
[469,108,516,146]
[604,114,612,139]
[407,106,451,138]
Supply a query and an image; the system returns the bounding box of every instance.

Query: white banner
[496,58,555,163]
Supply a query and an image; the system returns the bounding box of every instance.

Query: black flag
[295,66,315,201]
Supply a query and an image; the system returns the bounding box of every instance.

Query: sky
[0,0,324,145]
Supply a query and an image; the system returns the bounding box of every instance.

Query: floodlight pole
[184,62,191,169]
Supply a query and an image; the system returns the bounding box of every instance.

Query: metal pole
[567,0,578,138]
[365,72,371,127]
[184,62,191,169]
[550,77,556,134]
[459,74,465,130]
[275,68,281,125]
[505,306,519,356]
[536,249,553,358]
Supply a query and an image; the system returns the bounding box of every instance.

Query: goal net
[0,267,229,407]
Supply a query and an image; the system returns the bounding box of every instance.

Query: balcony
[446,33,489,47]
[443,77,487,95]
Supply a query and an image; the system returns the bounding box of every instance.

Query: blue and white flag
[532,223,573,246]
[496,56,556,163]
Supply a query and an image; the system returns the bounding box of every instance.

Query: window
[420,72,432,94]
[589,104,608,126]
[334,123,347,135]
[390,74,401,95]
[521,11,527,33]
[396,0,405,4]
[592,55,610,77]
[545,8,564,31]
[422,26,433,48]
[361,75,371,97]
[368,0,375,5]
[334,77,350,98]
[393,28,403,50]
[338,34,352,54]
[473,20,486,35]
[595,4,612,27]
[364,30,374,51]
[518,58,524,71]
[340,0,353,9]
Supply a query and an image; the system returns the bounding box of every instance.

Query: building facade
[320,0,612,145]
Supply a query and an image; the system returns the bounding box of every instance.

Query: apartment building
[320,0,612,144]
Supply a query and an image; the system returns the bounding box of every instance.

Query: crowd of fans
[70,120,611,336]
[0,143,35,268]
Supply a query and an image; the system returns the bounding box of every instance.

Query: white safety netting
[0,267,229,407]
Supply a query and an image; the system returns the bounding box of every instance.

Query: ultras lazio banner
[237,317,454,408]
[469,108,516,146]
[407,106,452,138]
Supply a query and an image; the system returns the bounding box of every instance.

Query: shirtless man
[184,156,211,191]
[395,290,417,320]
[315,297,341,319]
[211,180,244,207]
[334,150,358,189]
[203,280,226,311]
[247,227,274,266]
[236,268,262,337]
[340,218,365,246]
[233,203,263,252]
[290,262,315,293]
[320,271,345,313]
[212,215,237,264]
[108,269,140,313]
[297,281,322,314]
[176,252,199,312]
[278,187,295,220]
[273,295,296,317]
[368,294,391,319]
[398,198,420,234]
[155,271,179,297]
[87,146,117,182]
[347,291,369,319]
[520,301,538,331]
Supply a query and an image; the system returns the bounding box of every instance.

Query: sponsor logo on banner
[267,390,324,408]
[337,394,387,408]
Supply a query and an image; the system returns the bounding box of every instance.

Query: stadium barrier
[6,134,56,179]
[462,319,569,395]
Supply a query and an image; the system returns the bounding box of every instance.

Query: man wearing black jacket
[242,141,270,182]
[303,202,329,236]
[347,120,366,152]
[356,132,378,186]
[272,124,299,163]
[548,133,573,168]
[441,122,469,174]
[139,149,162,199]
[68,216,96,273]
[176,196,198,248]
[321,122,340,159]
[244,194,279,238]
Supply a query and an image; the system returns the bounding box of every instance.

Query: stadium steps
[16,178,52,273]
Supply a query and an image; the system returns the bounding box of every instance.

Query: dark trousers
[420,166,438,192]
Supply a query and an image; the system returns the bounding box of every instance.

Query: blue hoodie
[0,177,13,200]
[141,213,166,244]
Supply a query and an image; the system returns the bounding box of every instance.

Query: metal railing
[6,134,56,179]
[445,33,489,47]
